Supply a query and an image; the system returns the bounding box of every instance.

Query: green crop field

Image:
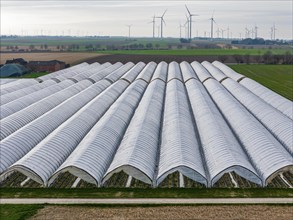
[229,64,293,100]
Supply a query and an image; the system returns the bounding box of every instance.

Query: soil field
[0,52,104,65]
[30,205,293,220]
[85,54,242,64]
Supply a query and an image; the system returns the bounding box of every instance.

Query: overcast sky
[1,0,292,39]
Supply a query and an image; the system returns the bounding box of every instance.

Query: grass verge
[1,188,292,198]
[0,204,44,220]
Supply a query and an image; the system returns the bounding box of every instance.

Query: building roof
[28,60,65,65]
[0,63,28,77]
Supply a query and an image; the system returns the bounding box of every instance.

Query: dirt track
[30,205,293,220]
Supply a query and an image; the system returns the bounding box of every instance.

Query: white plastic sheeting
[212,61,246,82]
[0,61,291,188]
[6,80,130,185]
[212,61,293,119]
[103,74,162,186]
[201,61,228,82]
[102,62,137,83]
[38,62,89,81]
[0,79,39,95]
[240,78,293,120]
[89,62,125,82]
[204,79,293,185]
[205,62,292,154]
[185,78,261,186]
[180,61,199,82]
[157,79,207,186]
[49,80,148,186]
[53,63,99,82]
[0,80,57,105]
[167,61,183,82]
[69,62,112,82]
[121,62,150,83]
[222,79,293,155]
[150,61,168,82]
[0,80,111,174]
[135,62,157,83]
[0,80,93,140]
[190,61,213,83]
[0,80,75,120]
[0,79,18,85]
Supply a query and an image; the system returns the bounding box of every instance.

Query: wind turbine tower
[179,23,184,38]
[156,10,167,38]
[185,5,199,39]
[273,24,276,40]
[126,24,132,39]
[149,15,156,38]
[209,11,216,40]
[185,15,190,39]
[216,28,220,38]
[254,25,258,39]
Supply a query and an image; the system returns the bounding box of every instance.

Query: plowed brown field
[30,205,292,220]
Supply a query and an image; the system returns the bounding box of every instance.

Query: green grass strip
[1,188,292,199]
[0,204,44,220]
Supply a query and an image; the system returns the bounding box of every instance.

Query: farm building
[5,58,28,66]
[0,61,292,188]
[27,60,66,72]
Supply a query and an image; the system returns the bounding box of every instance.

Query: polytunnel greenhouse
[0,60,292,189]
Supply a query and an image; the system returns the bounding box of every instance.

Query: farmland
[229,64,293,100]
[1,204,292,220]
[0,52,103,65]
[98,48,291,56]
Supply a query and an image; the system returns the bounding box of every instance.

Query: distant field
[99,49,291,56]
[0,52,104,65]
[229,64,293,100]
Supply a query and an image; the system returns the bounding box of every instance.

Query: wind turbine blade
[162,9,167,17]
[212,9,215,18]
[162,18,166,26]
[185,5,191,16]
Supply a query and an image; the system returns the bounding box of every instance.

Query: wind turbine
[245,27,250,38]
[216,28,220,38]
[126,24,132,39]
[209,10,216,40]
[254,25,258,39]
[221,29,226,38]
[185,5,199,39]
[185,14,190,39]
[226,26,230,39]
[149,15,156,38]
[272,23,277,40]
[179,23,184,38]
[156,10,167,38]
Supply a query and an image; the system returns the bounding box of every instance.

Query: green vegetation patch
[20,72,49,78]
[1,188,292,199]
[229,64,293,100]
[0,204,44,220]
